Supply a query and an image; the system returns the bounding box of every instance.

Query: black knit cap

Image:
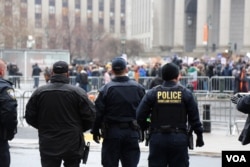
[161,62,179,81]
[53,61,69,74]
[112,57,126,72]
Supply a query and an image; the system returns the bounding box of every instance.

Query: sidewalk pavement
[9,126,250,158]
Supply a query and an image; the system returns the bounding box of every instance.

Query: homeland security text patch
[157,91,182,103]
[222,151,250,167]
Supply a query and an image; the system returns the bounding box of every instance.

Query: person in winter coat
[25,61,95,167]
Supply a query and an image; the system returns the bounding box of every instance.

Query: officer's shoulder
[0,80,14,92]
[176,84,186,90]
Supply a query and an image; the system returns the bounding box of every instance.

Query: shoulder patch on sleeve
[7,89,16,99]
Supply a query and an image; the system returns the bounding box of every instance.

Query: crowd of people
[5,55,250,95]
[63,55,250,94]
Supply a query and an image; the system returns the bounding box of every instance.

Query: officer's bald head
[0,59,6,77]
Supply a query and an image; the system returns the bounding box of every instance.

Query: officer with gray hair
[0,59,18,167]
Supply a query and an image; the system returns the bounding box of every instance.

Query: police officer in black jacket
[231,94,250,145]
[25,61,95,167]
[136,62,204,167]
[91,57,145,167]
[0,59,18,167]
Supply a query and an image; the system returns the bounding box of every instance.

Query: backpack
[79,73,88,84]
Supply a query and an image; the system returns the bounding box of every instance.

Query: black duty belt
[105,122,131,129]
[151,127,187,134]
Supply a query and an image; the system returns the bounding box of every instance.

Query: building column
[241,0,250,53]
[218,0,231,52]
[171,0,185,53]
[193,0,208,53]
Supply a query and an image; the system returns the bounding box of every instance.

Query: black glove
[231,94,242,104]
[196,133,204,147]
[91,130,101,144]
[139,130,144,142]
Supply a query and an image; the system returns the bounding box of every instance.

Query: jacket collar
[50,74,70,84]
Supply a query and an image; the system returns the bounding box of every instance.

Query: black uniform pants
[101,128,140,167]
[40,154,81,167]
[148,132,189,167]
[0,140,10,167]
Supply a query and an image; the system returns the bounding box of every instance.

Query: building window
[21,0,27,2]
[35,13,42,28]
[110,25,114,33]
[35,4,42,13]
[87,0,92,10]
[121,0,126,13]
[75,0,80,9]
[35,36,42,49]
[62,0,68,7]
[35,0,41,4]
[49,0,55,6]
[121,26,126,33]
[21,0,27,8]
[110,19,114,25]
[99,0,104,11]
[49,6,55,14]
[99,18,104,25]
[110,0,115,13]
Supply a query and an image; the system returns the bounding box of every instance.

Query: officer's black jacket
[25,74,96,157]
[92,76,145,133]
[136,81,203,134]
[0,78,17,141]
[236,96,250,145]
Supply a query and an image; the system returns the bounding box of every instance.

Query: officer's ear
[177,73,181,81]
[125,67,128,73]
[66,72,69,78]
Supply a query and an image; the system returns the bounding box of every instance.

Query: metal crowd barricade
[194,92,235,134]
[180,76,210,93]
[15,75,247,135]
[14,89,25,126]
[210,76,235,93]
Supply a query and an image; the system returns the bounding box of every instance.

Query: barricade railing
[15,88,244,135]
[209,76,235,93]
[10,74,248,135]
[9,75,245,94]
[14,89,25,126]
[194,93,234,134]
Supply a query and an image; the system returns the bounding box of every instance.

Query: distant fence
[8,75,243,93]
[15,86,246,135]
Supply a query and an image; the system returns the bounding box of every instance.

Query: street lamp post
[228,42,233,58]
[120,37,126,54]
